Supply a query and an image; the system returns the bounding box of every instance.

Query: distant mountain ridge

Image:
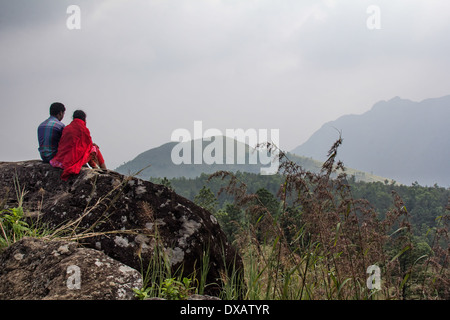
[291,95,450,187]
[115,136,390,183]
[115,137,264,179]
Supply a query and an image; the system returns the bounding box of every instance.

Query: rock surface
[0,161,243,297]
[0,237,142,300]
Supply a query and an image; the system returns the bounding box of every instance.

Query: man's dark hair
[49,102,65,116]
[73,110,87,122]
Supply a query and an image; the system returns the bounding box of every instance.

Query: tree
[193,186,218,215]
[216,203,243,243]
[255,188,280,218]
[160,177,173,190]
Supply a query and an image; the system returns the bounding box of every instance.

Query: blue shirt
[37,116,65,162]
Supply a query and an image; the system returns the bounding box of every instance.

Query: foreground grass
[1,155,448,300]
[208,140,449,300]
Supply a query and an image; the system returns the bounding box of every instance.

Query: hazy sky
[1,0,450,169]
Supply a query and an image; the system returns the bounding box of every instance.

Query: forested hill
[115,136,390,183]
[158,172,449,243]
[291,95,450,187]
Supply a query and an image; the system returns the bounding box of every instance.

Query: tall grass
[0,173,52,249]
[210,138,449,300]
[2,150,447,300]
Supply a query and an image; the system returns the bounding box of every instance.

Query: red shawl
[51,118,93,181]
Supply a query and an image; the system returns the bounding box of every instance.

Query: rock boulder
[0,237,142,300]
[0,161,243,296]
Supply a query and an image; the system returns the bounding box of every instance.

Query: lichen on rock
[0,237,142,300]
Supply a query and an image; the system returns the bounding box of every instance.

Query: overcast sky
[1,0,450,169]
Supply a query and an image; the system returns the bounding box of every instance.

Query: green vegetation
[152,140,449,300]
[0,206,30,248]
[154,173,449,247]
[2,143,448,300]
[0,176,50,250]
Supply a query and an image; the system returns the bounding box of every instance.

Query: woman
[50,110,106,180]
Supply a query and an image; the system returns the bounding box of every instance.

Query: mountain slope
[291,95,450,186]
[115,136,390,183]
[116,136,269,179]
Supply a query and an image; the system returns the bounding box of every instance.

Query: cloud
[1,0,450,169]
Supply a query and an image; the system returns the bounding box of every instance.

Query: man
[37,102,66,163]
[50,110,106,181]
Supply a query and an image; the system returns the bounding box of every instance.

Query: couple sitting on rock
[37,102,107,181]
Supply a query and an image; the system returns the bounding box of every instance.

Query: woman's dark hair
[49,102,65,116]
[73,110,87,122]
